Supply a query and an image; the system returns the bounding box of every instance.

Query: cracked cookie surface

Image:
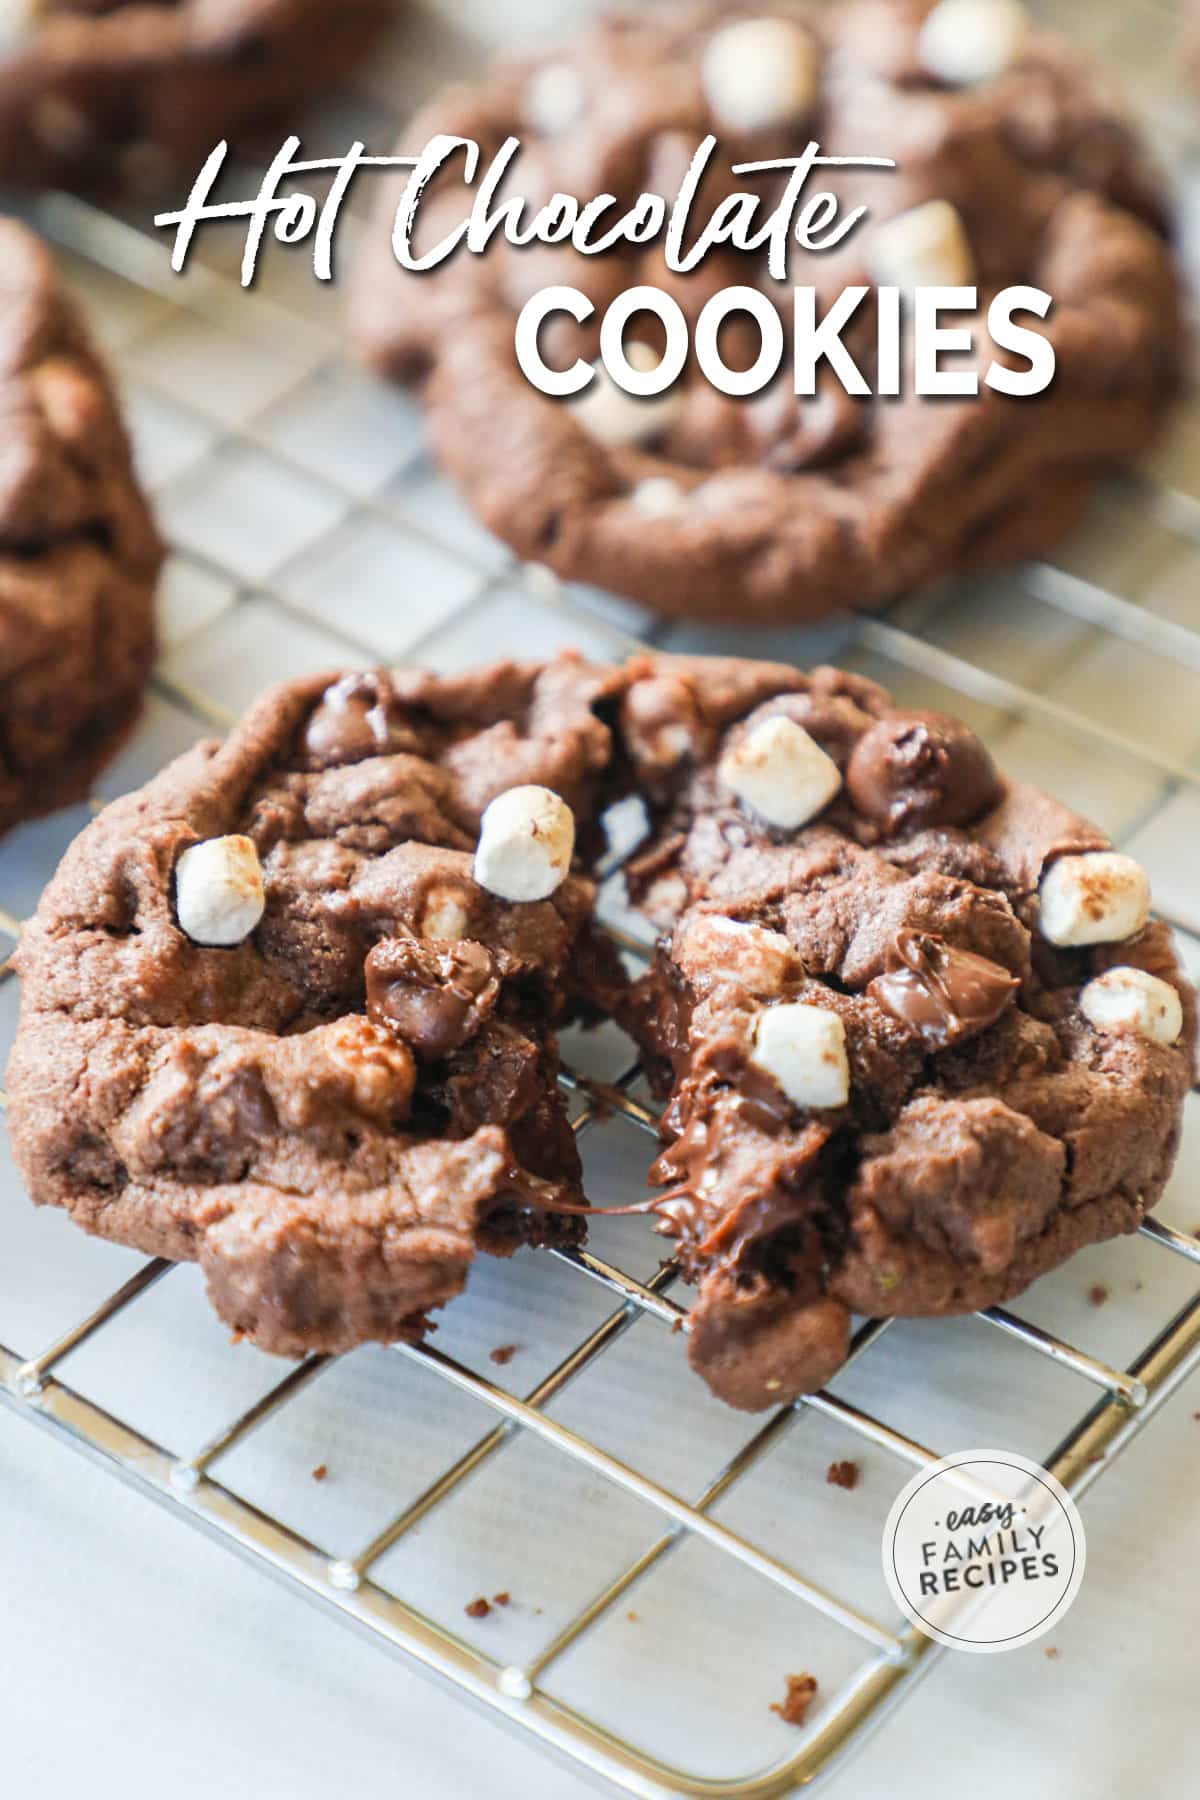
[0,218,159,833]
[351,0,1180,623]
[9,651,1193,1400]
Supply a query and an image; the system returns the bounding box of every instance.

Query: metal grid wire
[3,2,1200,1795]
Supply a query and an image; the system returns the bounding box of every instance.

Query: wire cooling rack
[3,2,1200,1796]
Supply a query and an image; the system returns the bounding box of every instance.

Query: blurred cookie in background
[351,1,1182,625]
[1183,0,1200,89]
[0,216,160,831]
[0,0,393,195]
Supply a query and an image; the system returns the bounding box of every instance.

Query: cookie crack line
[7,651,1193,1411]
[350,0,1181,623]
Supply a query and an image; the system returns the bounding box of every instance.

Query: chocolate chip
[867,929,1018,1049]
[365,934,500,1060]
[302,673,415,769]
[846,712,1001,834]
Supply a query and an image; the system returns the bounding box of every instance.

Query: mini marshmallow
[868,199,975,290]
[718,714,842,830]
[1079,966,1183,1047]
[474,785,575,903]
[701,17,818,134]
[918,0,1030,87]
[570,342,682,449]
[419,885,471,941]
[524,62,586,136]
[630,476,688,519]
[174,835,265,947]
[673,913,798,996]
[751,1002,850,1109]
[1038,852,1151,948]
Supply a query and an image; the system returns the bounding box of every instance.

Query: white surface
[3,0,1200,1795]
[3,1386,1199,1800]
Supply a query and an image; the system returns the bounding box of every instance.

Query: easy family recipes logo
[155,133,1057,406]
[883,1450,1087,1654]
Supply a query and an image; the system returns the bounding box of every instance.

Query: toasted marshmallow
[571,342,682,449]
[1038,852,1150,948]
[322,1016,417,1120]
[174,835,265,947]
[868,199,975,290]
[751,1002,850,1109]
[718,714,842,830]
[524,62,586,136]
[701,18,818,134]
[475,785,575,903]
[1079,967,1183,1047]
[918,0,1029,87]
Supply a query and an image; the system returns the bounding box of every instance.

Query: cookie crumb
[627,1610,640,1623]
[771,1673,818,1727]
[465,1597,491,1619]
[1044,1646,1060,1661]
[826,1459,860,1490]
[311,1463,328,1482]
[1087,1283,1109,1308]
[490,1343,520,1366]
[493,1591,511,1606]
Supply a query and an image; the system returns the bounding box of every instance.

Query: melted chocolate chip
[867,929,1018,1049]
[303,673,416,769]
[649,1111,829,1271]
[846,712,1001,834]
[365,934,500,1060]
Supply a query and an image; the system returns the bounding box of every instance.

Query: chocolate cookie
[9,654,1192,1403]
[7,661,626,1355]
[617,657,1194,1405]
[0,0,390,194]
[351,0,1181,623]
[0,218,159,835]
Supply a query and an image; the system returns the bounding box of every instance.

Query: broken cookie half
[7,658,625,1357]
